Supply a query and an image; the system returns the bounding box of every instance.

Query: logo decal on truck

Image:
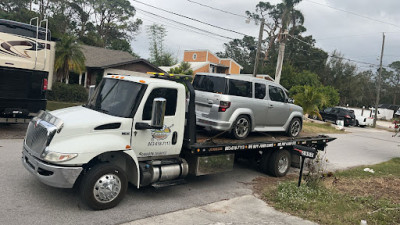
[151,124,173,141]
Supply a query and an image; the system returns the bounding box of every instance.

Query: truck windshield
[86,78,145,118]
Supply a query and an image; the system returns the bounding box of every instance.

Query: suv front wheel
[287,118,302,137]
[231,115,251,139]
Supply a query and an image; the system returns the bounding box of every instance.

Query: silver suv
[193,73,303,139]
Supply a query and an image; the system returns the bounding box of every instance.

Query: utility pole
[253,18,265,77]
[274,30,288,84]
[373,32,385,128]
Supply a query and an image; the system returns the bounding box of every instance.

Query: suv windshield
[193,75,226,93]
[86,78,145,118]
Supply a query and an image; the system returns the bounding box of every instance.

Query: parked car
[193,73,303,139]
[320,107,356,126]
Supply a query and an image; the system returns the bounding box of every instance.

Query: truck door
[131,87,184,158]
[266,85,290,126]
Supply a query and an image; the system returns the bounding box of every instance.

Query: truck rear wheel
[268,150,291,177]
[80,163,128,210]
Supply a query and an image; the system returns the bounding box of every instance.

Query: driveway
[0,125,399,224]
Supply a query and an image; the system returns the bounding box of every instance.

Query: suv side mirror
[151,97,166,129]
[287,98,294,104]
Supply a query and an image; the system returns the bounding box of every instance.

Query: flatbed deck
[188,130,336,155]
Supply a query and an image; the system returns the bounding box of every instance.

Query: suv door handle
[207,100,213,104]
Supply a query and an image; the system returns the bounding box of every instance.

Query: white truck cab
[23,75,188,209]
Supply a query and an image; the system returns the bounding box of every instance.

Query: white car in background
[355,115,373,127]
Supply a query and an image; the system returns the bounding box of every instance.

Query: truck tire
[286,118,301,137]
[80,163,128,210]
[267,150,291,177]
[259,151,272,174]
[231,115,251,139]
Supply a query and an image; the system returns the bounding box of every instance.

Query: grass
[261,158,400,225]
[47,101,83,111]
[302,120,345,134]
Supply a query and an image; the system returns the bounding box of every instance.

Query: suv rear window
[193,75,226,93]
[228,79,252,98]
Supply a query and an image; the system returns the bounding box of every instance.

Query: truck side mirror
[88,85,96,101]
[151,97,166,129]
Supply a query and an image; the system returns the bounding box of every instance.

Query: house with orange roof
[161,50,243,74]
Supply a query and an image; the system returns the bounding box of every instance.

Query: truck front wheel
[80,163,128,210]
[268,150,291,177]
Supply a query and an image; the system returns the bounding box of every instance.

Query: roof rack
[147,72,193,81]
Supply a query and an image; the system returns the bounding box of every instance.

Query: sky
[130,0,400,71]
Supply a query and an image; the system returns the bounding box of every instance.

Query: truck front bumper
[22,147,83,188]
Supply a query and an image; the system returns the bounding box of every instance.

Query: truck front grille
[25,120,49,155]
[24,111,62,156]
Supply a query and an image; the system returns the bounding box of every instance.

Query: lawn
[255,158,400,225]
[47,101,83,111]
[302,120,345,134]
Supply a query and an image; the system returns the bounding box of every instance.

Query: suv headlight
[43,150,78,163]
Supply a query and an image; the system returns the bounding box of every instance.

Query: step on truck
[0,18,55,123]
[22,73,336,210]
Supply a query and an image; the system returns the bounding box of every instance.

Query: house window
[192,53,197,60]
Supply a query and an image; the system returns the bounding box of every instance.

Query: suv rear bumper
[196,116,232,131]
[22,146,82,188]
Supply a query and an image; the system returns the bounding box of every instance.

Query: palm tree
[55,34,86,84]
[294,85,326,119]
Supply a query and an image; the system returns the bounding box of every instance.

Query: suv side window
[228,79,252,98]
[269,86,286,102]
[255,83,266,99]
[142,88,177,120]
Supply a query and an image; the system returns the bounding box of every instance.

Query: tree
[55,35,86,84]
[246,0,304,61]
[216,36,258,74]
[388,61,400,105]
[169,62,193,75]
[147,24,176,66]
[280,66,321,90]
[293,85,326,118]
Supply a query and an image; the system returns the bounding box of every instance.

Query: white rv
[0,18,56,123]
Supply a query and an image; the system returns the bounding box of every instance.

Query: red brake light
[218,101,231,112]
[344,115,351,118]
[43,78,48,91]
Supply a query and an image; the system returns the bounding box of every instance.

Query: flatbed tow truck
[22,73,335,210]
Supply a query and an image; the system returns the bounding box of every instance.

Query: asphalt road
[0,125,399,225]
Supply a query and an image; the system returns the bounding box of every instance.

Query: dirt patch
[326,177,400,203]
[0,123,28,139]
[252,174,297,198]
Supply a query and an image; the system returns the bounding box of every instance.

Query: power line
[132,0,249,37]
[286,33,387,68]
[186,0,247,19]
[304,0,400,30]
[136,11,229,42]
[136,7,234,40]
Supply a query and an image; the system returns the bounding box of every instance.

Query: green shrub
[48,82,88,102]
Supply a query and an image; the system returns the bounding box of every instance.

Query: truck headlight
[44,151,78,163]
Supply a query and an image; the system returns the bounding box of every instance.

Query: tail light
[43,78,48,91]
[344,115,351,119]
[218,101,231,112]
